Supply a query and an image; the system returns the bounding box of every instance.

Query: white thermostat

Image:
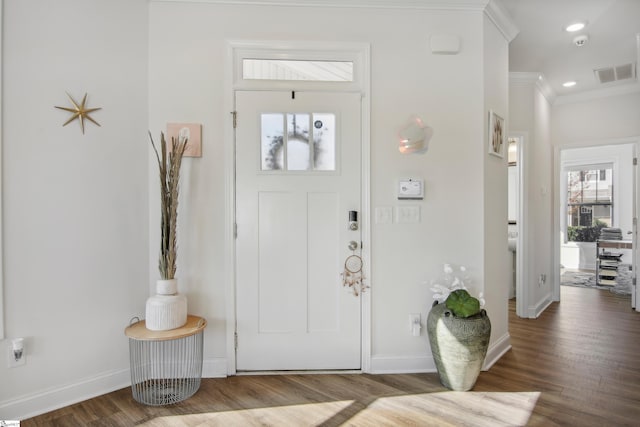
[398,178,424,200]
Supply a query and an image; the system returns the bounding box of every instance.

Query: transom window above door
[243,59,354,82]
[260,113,336,171]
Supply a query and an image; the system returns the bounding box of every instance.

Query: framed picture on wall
[167,122,202,157]
[488,110,505,158]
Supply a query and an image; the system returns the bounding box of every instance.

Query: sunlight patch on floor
[348,391,541,426]
[140,400,355,426]
[141,391,540,426]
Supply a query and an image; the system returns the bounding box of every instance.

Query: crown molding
[484,0,519,42]
[510,72,640,106]
[152,0,520,42]
[151,0,490,11]
[554,81,640,106]
[510,72,556,104]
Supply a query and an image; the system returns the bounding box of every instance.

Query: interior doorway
[556,142,638,311]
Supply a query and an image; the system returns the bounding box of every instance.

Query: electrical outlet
[538,274,546,287]
[8,345,26,368]
[409,313,421,336]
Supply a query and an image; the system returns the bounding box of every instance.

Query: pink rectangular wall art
[166,123,202,157]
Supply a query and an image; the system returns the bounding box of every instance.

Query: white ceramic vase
[156,278,178,295]
[145,279,188,331]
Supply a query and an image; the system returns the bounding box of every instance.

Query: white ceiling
[502,0,640,99]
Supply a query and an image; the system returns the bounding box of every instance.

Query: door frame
[553,137,639,310]
[223,40,371,375]
[509,131,529,317]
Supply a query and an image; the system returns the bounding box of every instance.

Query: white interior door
[235,90,362,370]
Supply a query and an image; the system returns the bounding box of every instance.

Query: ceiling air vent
[594,63,636,84]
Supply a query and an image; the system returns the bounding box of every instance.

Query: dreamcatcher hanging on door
[342,244,368,296]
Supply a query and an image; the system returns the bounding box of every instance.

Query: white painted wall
[553,92,640,144]
[148,1,512,375]
[482,13,511,358]
[1,0,514,419]
[0,0,149,420]
[509,76,554,317]
[531,88,553,310]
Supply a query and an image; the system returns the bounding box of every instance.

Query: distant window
[566,167,613,241]
[599,169,606,180]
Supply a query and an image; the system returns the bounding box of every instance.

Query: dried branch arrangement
[149,131,188,279]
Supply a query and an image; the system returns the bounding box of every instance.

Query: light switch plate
[396,206,420,223]
[375,207,393,224]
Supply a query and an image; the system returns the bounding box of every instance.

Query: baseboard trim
[202,357,228,378]
[1,357,228,420]
[369,355,436,374]
[370,333,511,375]
[0,368,130,421]
[529,294,554,318]
[483,332,511,370]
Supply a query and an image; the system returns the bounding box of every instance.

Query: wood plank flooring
[24,286,640,426]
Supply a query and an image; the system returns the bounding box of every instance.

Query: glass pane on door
[261,114,284,170]
[312,114,335,171]
[260,112,336,172]
[287,113,310,171]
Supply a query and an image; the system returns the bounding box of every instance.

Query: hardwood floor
[24,286,640,426]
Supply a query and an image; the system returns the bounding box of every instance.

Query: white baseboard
[369,355,436,374]
[370,333,511,375]
[529,294,553,318]
[203,357,228,378]
[0,368,130,422]
[483,332,511,370]
[0,357,228,421]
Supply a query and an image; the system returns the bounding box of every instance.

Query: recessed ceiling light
[563,81,577,87]
[565,22,586,32]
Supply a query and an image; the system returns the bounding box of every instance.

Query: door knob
[348,241,358,251]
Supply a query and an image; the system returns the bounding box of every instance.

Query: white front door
[235,90,362,370]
